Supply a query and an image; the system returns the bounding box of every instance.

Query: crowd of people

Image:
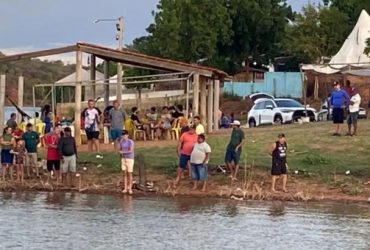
[1,79,369,193]
[0,121,77,186]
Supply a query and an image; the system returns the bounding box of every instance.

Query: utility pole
[116,16,124,103]
[93,16,124,103]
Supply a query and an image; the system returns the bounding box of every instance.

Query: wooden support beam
[90,55,96,100]
[0,75,5,130]
[17,76,24,123]
[192,73,200,117]
[103,61,110,107]
[213,79,220,131]
[314,76,319,100]
[207,80,214,133]
[79,45,214,77]
[75,51,83,146]
[0,45,77,63]
[200,77,207,126]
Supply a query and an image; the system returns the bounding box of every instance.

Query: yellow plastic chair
[35,123,45,147]
[131,120,146,141]
[124,118,134,139]
[170,118,181,140]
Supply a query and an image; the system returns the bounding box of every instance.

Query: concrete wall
[224,72,303,98]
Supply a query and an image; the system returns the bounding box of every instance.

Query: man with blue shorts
[190,134,211,192]
[174,125,198,188]
[109,100,126,150]
[225,120,245,181]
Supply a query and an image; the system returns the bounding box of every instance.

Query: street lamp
[93,16,124,102]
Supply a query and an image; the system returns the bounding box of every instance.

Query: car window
[275,100,304,108]
[254,102,264,110]
[263,100,274,109]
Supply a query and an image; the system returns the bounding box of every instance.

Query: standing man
[330,81,350,136]
[224,120,245,181]
[6,113,17,131]
[44,125,62,183]
[347,88,361,136]
[58,127,77,187]
[83,100,103,159]
[22,123,40,178]
[109,100,126,150]
[174,125,198,188]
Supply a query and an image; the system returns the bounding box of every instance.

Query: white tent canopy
[56,69,104,84]
[302,9,370,74]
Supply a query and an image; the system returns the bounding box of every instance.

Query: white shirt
[349,93,361,113]
[190,142,211,164]
[84,108,100,131]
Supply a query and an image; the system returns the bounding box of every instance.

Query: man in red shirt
[44,125,62,183]
[174,125,198,188]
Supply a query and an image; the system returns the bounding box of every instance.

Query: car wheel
[274,115,282,125]
[249,119,256,128]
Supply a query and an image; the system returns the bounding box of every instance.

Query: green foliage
[283,4,349,63]
[365,38,370,56]
[302,152,331,165]
[133,0,292,74]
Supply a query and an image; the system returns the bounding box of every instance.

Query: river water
[0,192,369,250]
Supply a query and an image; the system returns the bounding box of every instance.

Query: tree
[365,38,370,56]
[224,0,293,73]
[283,4,349,63]
[131,0,292,74]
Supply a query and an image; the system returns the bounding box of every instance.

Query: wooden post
[207,80,214,133]
[213,79,220,131]
[90,55,96,100]
[17,76,24,122]
[75,50,83,146]
[314,76,319,100]
[200,77,207,129]
[103,61,110,107]
[0,75,5,130]
[192,73,200,116]
[116,63,123,103]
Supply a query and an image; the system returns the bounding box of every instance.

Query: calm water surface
[0,192,369,250]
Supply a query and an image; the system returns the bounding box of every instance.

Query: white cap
[231,120,241,126]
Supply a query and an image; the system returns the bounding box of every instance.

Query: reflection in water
[224,202,239,217]
[269,201,286,217]
[0,192,369,250]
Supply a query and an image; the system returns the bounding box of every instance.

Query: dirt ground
[2,124,370,203]
[1,162,369,204]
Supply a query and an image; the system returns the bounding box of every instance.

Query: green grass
[78,120,370,183]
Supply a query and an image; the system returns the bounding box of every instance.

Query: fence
[224,72,303,98]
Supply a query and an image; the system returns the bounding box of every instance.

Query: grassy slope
[78,120,370,183]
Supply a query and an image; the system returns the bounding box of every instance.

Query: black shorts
[332,108,344,124]
[47,160,60,172]
[271,160,287,176]
[86,131,99,140]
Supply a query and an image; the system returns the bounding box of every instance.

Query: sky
[0,0,321,63]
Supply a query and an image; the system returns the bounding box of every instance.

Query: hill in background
[0,52,75,106]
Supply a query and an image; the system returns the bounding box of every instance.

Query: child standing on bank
[119,130,135,195]
[11,139,27,182]
[268,133,288,193]
[190,134,211,192]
